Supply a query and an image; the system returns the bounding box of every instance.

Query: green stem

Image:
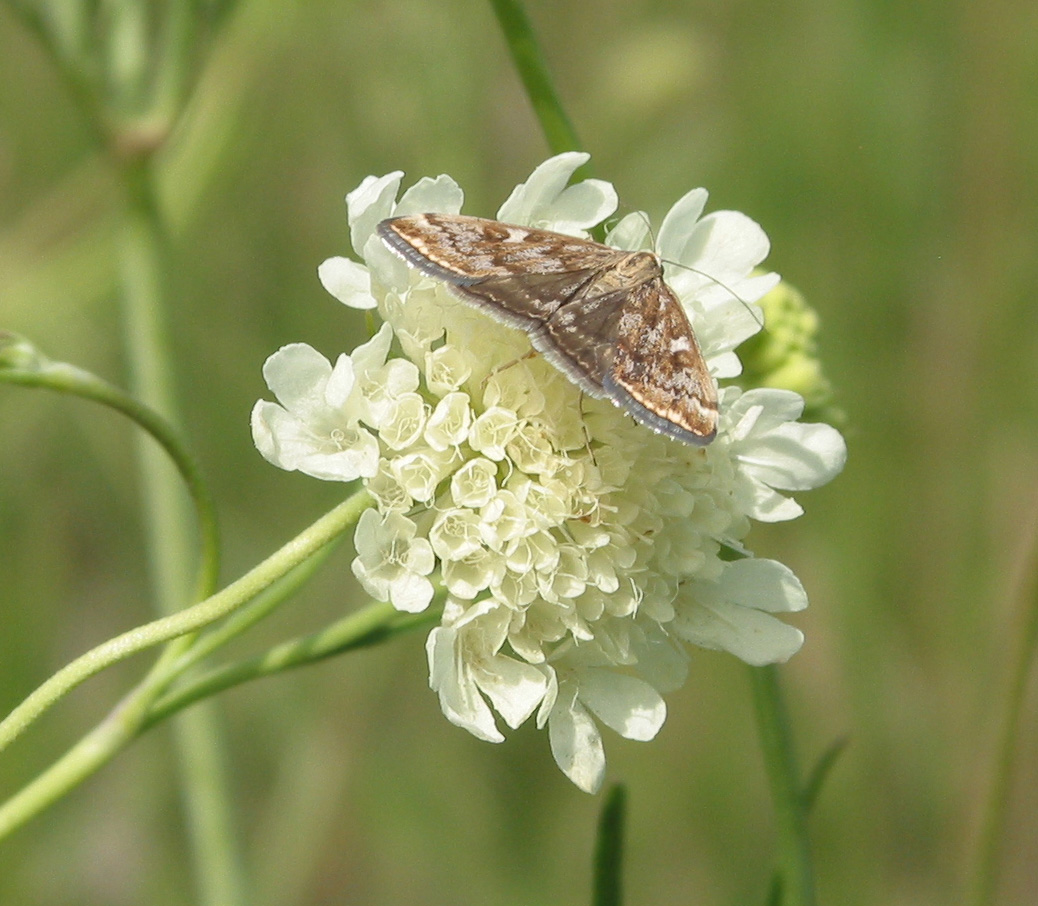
[118,156,197,603]
[0,661,179,839]
[0,337,219,601]
[5,3,248,898]
[0,491,372,756]
[966,495,1038,906]
[0,492,372,837]
[487,0,583,156]
[591,783,626,906]
[145,603,440,729]
[4,2,111,149]
[167,534,346,679]
[118,154,246,906]
[750,665,816,906]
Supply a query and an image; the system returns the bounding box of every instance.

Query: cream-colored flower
[251,327,395,481]
[351,509,435,613]
[254,153,847,792]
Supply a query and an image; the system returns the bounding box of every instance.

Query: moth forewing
[377,213,719,446]
[607,279,718,444]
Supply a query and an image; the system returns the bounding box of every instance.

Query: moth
[377,213,718,445]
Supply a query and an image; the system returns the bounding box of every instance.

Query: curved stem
[0,337,220,602]
[0,491,372,757]
[5,4,246,900]
[0,668,173,839]
[750,664,816,906]
[0,627,223,841]
[167,534,346,679]
[0,493,372,840]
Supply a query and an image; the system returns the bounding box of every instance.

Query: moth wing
[438,269,608,330]
[379,214,718,444]
[378,214,622,280]
[602,279,718,445]
[378,213,626,326]
[531,285,633,397]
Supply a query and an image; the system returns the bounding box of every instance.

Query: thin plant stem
[167,535,346,679]
[145,603,441,729]
[764,735,849,904]
[750,664,816,906]
[966,491,1038,906]
[4,3,110,148]
[0,336,220,601]
[487,0,583,156]
[592,783,626,906]
[118,153,246,906]
[0,655,189,839]
[0,491,372,757]
[0,492,373,838]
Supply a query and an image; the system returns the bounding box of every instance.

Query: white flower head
[253,154,847,792]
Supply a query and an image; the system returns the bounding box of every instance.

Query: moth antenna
[636,210,656,249]
[631,210,766,331]
[658,258,766,330]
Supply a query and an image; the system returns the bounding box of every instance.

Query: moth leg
[577,391,597,466]
[480,349,538,388]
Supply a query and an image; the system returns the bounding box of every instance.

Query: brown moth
[377,213,718,445]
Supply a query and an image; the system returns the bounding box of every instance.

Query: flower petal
[318,257,378,310]
[746,422,848,491]
[427,626,505,743]
[691,210,772,280]
[395,174,465,216]
[497,152,590,223]
[716,558,808,613]
[349,322,395,377]
[479,656,549,729]
[250,400,294,468]
[495,152,616,232]
[548,692,605,793]
[346,171,403,259]
[605,211,651,251]
[261,344,336,416]
[737,479,805,523]
[674,599,804,665]
[389,569,435,613]
[579,669,666,741]
[324,354,359,410]
[547,178,619,233]
[730,388,805,430]
[656,187,709,262]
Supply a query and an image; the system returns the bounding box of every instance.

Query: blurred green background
[2,1,1037,904]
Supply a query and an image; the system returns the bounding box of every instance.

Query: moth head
[615,251,663,281]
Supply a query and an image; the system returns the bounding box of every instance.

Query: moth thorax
[617,251,663,280]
